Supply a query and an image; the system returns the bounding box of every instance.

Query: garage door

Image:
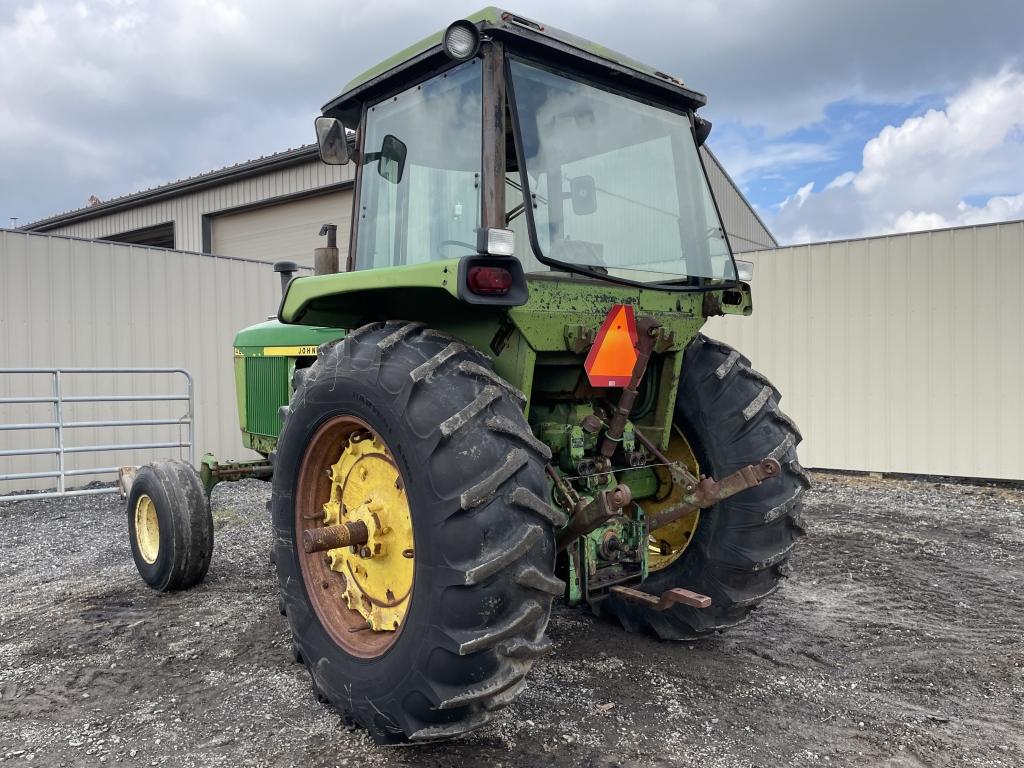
[210,188,352,268]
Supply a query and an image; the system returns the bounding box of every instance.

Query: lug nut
[359,546,372,559]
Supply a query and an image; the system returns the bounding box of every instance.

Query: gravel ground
[1,472,1022,767]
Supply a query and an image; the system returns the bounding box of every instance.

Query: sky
[2,0,1023,244]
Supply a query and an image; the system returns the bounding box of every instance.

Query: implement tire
[271,321,563,744]
[126,460,213,592]
[600,334,808,638]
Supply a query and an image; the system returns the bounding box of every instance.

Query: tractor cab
[311,8,739,301]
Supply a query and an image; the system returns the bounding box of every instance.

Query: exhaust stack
[315,224,339,275]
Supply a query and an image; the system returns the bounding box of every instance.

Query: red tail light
[467,266,513,295]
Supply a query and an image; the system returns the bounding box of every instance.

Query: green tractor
[124,8,807,744]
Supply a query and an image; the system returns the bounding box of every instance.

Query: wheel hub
[321,432,414,632]
[134,493,160,564]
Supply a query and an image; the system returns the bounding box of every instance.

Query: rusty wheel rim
[295,415,414,658]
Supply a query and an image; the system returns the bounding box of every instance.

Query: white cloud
[772,69,1024,242]
[892,193,1024,233]
[780,182,814,210]
[855,69,1024,197]
[825,171,855,190]
[710,140,833,187]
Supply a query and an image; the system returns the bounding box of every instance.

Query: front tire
[601,334,808,638]
[126,460,213,592]
[272,322,564,744]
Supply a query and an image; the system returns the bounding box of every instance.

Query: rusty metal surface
[546,464,581,512]
[609,584,712,610]
[633,426,699,492]
[301,521,370,553]
[646,457,781,532]
[556,483,632,550]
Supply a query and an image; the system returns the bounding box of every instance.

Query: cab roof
[322,7,707,126]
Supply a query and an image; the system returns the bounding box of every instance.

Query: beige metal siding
[210,189,352,267]
[0,230,307,493]
[39,159,355,253]
[706,220,1024,480]
[701,147,777,253]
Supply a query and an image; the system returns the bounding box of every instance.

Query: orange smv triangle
[584,304,639,388]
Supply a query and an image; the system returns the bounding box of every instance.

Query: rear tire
[600,334,808,638]
[272,321,564,744]
[126,460,213,592]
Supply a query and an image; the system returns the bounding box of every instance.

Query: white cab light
[443,21,480,61]
[479,227,515,256]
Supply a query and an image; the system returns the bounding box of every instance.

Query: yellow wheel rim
[323,432,414,632]
[296,416,415,658]
[646,427,701,572]
[134,494,160,564]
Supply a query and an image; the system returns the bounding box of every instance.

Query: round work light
[443,20,480,61]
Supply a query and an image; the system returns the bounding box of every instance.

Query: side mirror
[569,175,597,216]
[377,134,407,185]
[315,116,350,165]
[694,116,712,147]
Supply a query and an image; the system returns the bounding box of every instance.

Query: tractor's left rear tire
[271,321,563,744]
[126,460,213,592]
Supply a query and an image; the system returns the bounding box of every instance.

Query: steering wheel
[438,240,477,255]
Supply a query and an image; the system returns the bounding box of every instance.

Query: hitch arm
[555,483,633,551]
[646,457,781,532]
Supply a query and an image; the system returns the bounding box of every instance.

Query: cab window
[354,61,483,270]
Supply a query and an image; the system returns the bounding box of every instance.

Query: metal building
[22,145,775,262]
[708,219,1024,481]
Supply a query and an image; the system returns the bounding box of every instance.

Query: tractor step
[609,585,712,610]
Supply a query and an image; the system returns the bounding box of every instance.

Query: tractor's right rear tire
[271,321,563,744]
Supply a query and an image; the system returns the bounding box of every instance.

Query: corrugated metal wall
[707,220,1024,480]
[39,158,355,254]
[0,230,308,493]
[702,148,777,253]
